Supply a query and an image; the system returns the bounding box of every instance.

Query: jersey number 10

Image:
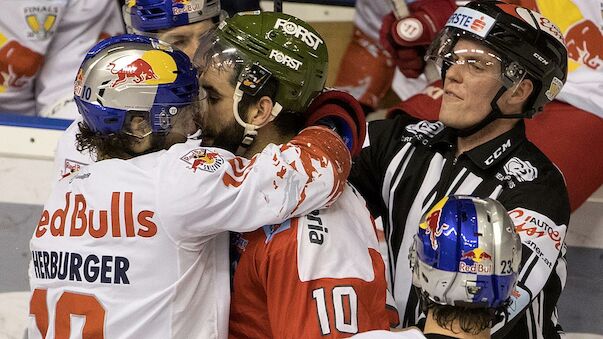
[312,286,358,335]
[29,288,105,338]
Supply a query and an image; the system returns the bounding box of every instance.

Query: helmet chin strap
[232,81,283,156]
[451,86,526,138]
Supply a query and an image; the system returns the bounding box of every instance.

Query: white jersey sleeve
[37,0,124,118]
[158,127,350,245]
[0,0,123,116]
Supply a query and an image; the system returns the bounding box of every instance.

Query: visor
[426,28,527,89]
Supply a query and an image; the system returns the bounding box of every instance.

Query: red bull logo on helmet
[173,0,202,15]
[180,148,225,173]
[107,57,158,88]
[459,247,493,273]
[419,197,450,250]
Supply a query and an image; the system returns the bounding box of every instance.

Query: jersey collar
[428,120,527,170]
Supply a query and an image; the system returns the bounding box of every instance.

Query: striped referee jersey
[350,113,570,339]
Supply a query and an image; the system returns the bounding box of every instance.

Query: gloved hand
[305,90,366,157]
[380,0,457,78]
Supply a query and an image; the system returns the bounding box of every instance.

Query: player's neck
[455,118,518,157]
[243,124,295,159]
[423,311,491,339]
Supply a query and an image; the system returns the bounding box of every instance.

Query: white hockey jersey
[29,127,350,339]
[0,0,123,116]
[53,117,93,179]
[532,0,603,118]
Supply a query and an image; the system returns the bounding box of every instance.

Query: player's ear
[508,78,533,107]
[127,116,153,138]
[249,96,274,126]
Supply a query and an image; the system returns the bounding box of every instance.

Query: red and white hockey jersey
[229,185,391,339]
[29,127,350,339]
[0,0,123,116]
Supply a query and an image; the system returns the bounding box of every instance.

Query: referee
[350,2,570,338]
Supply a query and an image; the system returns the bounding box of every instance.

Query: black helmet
[426,1,568,118]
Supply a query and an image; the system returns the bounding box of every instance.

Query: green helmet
[196,11,328,114]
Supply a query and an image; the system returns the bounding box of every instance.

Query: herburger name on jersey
[35,191,157,239]
[273,18,324,50]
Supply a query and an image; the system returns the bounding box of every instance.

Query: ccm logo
[485,139,511,165]
[533,52,549,65]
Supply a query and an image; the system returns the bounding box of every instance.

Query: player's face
[439,39,504,129]
[163,103,204,147]
[158,20,215,59]
[198,63,245,152]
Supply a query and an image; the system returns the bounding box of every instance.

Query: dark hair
[76,111,165,160]
[428,301,495,335]
[76,121,132,160]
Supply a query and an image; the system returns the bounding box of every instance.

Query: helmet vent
[247,42,269,57]
[140,8,166,18]
[170,84,196,100]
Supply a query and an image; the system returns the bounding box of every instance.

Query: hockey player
[0,0,123,116]
[353,196,523,339]
[53,0,221,178]
[191,12,390,337]
[350,2,570,338]
[28,34,358,338]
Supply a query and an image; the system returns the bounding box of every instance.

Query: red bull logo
[191,151,218,172]
[107,58,158,88]
[61,159,87,178]
[0,40,44,91]
[459,248,493,273]
[180,148,224,173]
[565,20,602,70]
[172,0,201,15]
[420,207,449,250]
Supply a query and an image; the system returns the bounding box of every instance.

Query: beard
[201,117,246,154]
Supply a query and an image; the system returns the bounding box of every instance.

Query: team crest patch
[180,148,224,173]
[23,5,61,40]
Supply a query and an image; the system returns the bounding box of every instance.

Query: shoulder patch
[62,158,88,178]
[504,157,538,182]
[404,120,444,144]
[180,148,224,173]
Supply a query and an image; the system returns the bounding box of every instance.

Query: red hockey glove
[305,90,366,157]
[380,0,457,78]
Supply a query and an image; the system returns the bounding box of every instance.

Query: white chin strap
[232,81,283,156]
